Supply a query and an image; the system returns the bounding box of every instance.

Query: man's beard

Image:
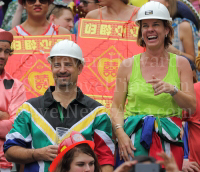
[55,72,74,89]
[56,80,72,88]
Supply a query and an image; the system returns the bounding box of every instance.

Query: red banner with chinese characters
[77,18,145,108]
[5,35,75,99]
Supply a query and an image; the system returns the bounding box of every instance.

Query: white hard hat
[47,39,84,65]
[135,1,172,25]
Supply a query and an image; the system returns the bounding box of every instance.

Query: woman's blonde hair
[46,4,73,20]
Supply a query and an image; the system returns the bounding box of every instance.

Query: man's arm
[167,21,196,63]
[4,101,58,164]
[0,82,26,138]
[0,113,13,138]
[0,111,10,120]
[5,145,58,164]
[93,107,115,168]
[0,111,10,138]
[11,2,23,29]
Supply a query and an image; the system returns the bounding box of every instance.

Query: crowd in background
[0,0,199,172]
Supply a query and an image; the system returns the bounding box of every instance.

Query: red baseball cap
[18,0,54,5]
[0,29,13,43]
[49,131,95,172]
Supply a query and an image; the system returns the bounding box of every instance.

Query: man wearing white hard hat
[0,29,26,172]
[4,40,115,172]
[111,1,195,170]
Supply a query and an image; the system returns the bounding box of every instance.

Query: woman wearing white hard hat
[151,0,199,83]
[111,1,196,170]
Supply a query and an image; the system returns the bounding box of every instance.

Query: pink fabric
[0,29,13,43]
[0,70,26,169]
[183,82,200,165]
[192,1,199,13]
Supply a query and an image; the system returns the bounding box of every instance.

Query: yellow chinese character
[40,39,52,50]
[103,61,118,77]
[84,23,97,34]
[11,40,22,50]
[130,26,139,37]
[34,75,49,90]
[115,26,122,36]
[25,40,37,50]
[100,24,112,36]
[55,39,64,44]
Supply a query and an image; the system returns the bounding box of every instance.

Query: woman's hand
[146,75,174,96]
[117,129,136,161]
[182,159,200,172]
[114,161,137,172]
[157,152,179,172]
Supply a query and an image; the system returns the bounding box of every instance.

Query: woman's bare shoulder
[179,21,192,31]
[119,57,134,73]
[127,4,136,9]
[116,57,134,83]
[58,26,70,34]
[85,9,100,19]
[9,29,17,36]
[176,55,191,71]
[85,7,108,19]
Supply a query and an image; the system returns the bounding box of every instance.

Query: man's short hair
[46,4,73,20]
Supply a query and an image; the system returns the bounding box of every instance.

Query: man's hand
[5,145,59,164]
[35,145,59,162]
[182,159,200,172]
[0,111,10,120]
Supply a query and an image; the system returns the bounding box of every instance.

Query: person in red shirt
[0,29,26,172]
[182,82,200,171]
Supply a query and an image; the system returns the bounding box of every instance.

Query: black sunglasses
[80,0,89,6]
[26,0,49,5]
[80,0,98,7]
